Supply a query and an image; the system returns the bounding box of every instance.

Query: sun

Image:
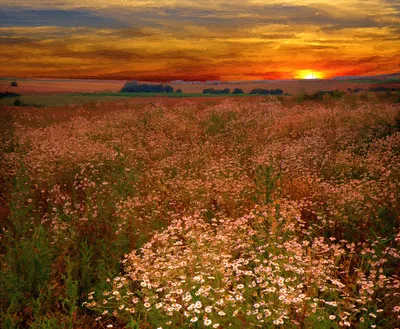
[295,70,325,80]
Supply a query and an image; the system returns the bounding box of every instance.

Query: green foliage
[204,111,237,136]
[202,88,230,94]
[296,90,345,102]
[253,164,281,205]
[0,92,20,99]
[13,98,22,106]
[0,164,54,328]
[60,258,79,329]
[1,97,399,328]
[395,110,400,132]
[120,81,174,93]
[164,84,174,93]
[250,88,283,95]
[232,88,244,94]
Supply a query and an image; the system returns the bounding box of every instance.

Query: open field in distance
[2,78,399,96]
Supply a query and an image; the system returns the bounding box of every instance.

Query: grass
[0,95,399,328]
[0,92,281,107]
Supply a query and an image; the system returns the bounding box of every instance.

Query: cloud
[0,0,399,80]
[0,7,128,28]
[1,2,388,31]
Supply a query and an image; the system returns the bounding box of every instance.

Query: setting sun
[295,70,325,80]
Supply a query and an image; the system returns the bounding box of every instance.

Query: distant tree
[203,88,230,94]
[176,89,183,93]
[233,88,244,94]
[164,85,174,93]
[270,89,283,95]
[203,88,216,94]
[121,81,165,93]
[0,92,20,99]
[250,88,270,95]
[10,81,18,87]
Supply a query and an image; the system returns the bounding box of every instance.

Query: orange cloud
[0,1,399,80]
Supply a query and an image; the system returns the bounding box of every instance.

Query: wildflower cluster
[1,97,399,328]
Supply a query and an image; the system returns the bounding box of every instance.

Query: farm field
[2,78,399,96]
[0,95,400,329]
[0,79,125,95]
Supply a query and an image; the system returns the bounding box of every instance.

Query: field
[0,94,400,329]
[2,78,399,96]
[0,79,125,95]
[1,78,399,108]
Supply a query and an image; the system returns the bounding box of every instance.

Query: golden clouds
[0,1,399,80]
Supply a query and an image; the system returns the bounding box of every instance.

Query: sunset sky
[0,0,399,81]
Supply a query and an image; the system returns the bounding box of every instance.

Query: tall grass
[0,96,399,328]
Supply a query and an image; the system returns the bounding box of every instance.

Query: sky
[0,0,399,81]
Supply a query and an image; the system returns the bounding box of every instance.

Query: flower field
[0,95,399,328]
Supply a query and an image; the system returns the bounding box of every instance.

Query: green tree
[233,88,244,94]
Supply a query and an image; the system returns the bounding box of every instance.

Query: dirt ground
[0,78,385,95]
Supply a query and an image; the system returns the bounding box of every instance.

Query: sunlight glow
[295,70,325,80]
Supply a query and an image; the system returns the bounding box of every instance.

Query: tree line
[202,88,284,95]
[120,81,285,95]
[121,81,175,93]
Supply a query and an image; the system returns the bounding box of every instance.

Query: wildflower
[204,318,212,326]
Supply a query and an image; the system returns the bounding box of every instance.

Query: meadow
[0,94,399,328]
[2,77,398,96]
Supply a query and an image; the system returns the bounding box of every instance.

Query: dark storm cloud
[0,7,128,28]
